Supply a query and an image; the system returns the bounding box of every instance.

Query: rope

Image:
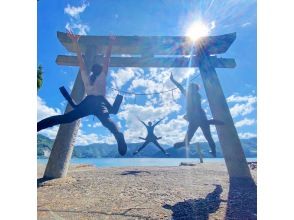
[111,73,201,96]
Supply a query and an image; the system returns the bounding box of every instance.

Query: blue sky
[37,0,256,146]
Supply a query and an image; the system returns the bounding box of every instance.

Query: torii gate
[43,31,252,180]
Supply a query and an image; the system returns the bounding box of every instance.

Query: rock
[179,162,198,166]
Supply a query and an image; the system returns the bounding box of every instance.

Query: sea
[38,158,257,168]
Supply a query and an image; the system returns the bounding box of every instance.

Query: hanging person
[37,30,127,156]
[170,73,223,157]
[133,118,168,156]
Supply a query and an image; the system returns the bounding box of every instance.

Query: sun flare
[186,21,210,42]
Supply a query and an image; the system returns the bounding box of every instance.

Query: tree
[37,65,43,90]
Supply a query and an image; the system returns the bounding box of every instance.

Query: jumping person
[37,30,127,156]
[170,73,220,157]
[133,118,168,156]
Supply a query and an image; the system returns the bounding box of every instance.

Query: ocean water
[37,158,257,168]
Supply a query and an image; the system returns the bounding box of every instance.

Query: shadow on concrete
[225,177,257,219]
[38,207,151,219]
[120,170,151,176]
[163,184,224,220]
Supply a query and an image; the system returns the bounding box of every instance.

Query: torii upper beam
[56,32,237,68]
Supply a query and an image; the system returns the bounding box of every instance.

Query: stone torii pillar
[197,44,252,178]
[44,31,251,180]
[43,46,96,179]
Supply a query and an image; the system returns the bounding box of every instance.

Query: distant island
[37,134,257,159]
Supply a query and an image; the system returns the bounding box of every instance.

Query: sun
[186,21,210,42]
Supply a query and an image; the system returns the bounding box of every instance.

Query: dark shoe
[133,150,139,155]
[116,132,127,156]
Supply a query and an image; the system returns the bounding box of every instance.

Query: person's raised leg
[98,113,127,156]
[37,108,87,132]
[153,140,168,155]
[174,122,198,148]
[133,141,150,155]
[201,122,216,157]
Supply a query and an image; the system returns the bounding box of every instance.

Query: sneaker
[116,132,127,156]
[133,151,139,156]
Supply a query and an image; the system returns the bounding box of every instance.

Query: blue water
[38,158,257,168]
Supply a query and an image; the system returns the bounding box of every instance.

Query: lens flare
[186,21,210,42]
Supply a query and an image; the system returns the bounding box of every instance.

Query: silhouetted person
[170,73,222,157]
[37,30,127,156]
[133,118,168,155]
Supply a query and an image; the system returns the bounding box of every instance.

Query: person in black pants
[170,73,221,157]
[37,30,127,156]
[133,118,168,156]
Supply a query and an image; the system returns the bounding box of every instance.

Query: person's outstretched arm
[102,36,116,76]
[170,73,186,96]
[153,118,163,127]
[67,30,90,88]
[137,117,148,127]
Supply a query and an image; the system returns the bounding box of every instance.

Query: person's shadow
[120,170,151,176]
[163,184,224,220]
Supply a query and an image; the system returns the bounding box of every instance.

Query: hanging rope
[111,73,201,96]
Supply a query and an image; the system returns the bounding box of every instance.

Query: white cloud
[110,68,140,89]
[39,126,59,140]
[155,115,188,145]
[241,22,251,27]
[64,2,90,35]
[227,94,257,118]
[64,2,89,19]
[238,132,257,139]
[230,103,255,118]
[235,118,255,128]
[75,130,100,146]
[37,96,62,139]
[37,96,61,121]
[92,122,102,128]
[65,22,90,35]
[227,94,256,103]
[75,119,124,145]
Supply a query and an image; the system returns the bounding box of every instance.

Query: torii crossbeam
[43,32,252,180]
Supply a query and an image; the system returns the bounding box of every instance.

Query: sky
[37,0,257,146]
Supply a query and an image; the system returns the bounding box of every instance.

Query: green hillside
[37,135,257,158]
[37,134,53,157]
